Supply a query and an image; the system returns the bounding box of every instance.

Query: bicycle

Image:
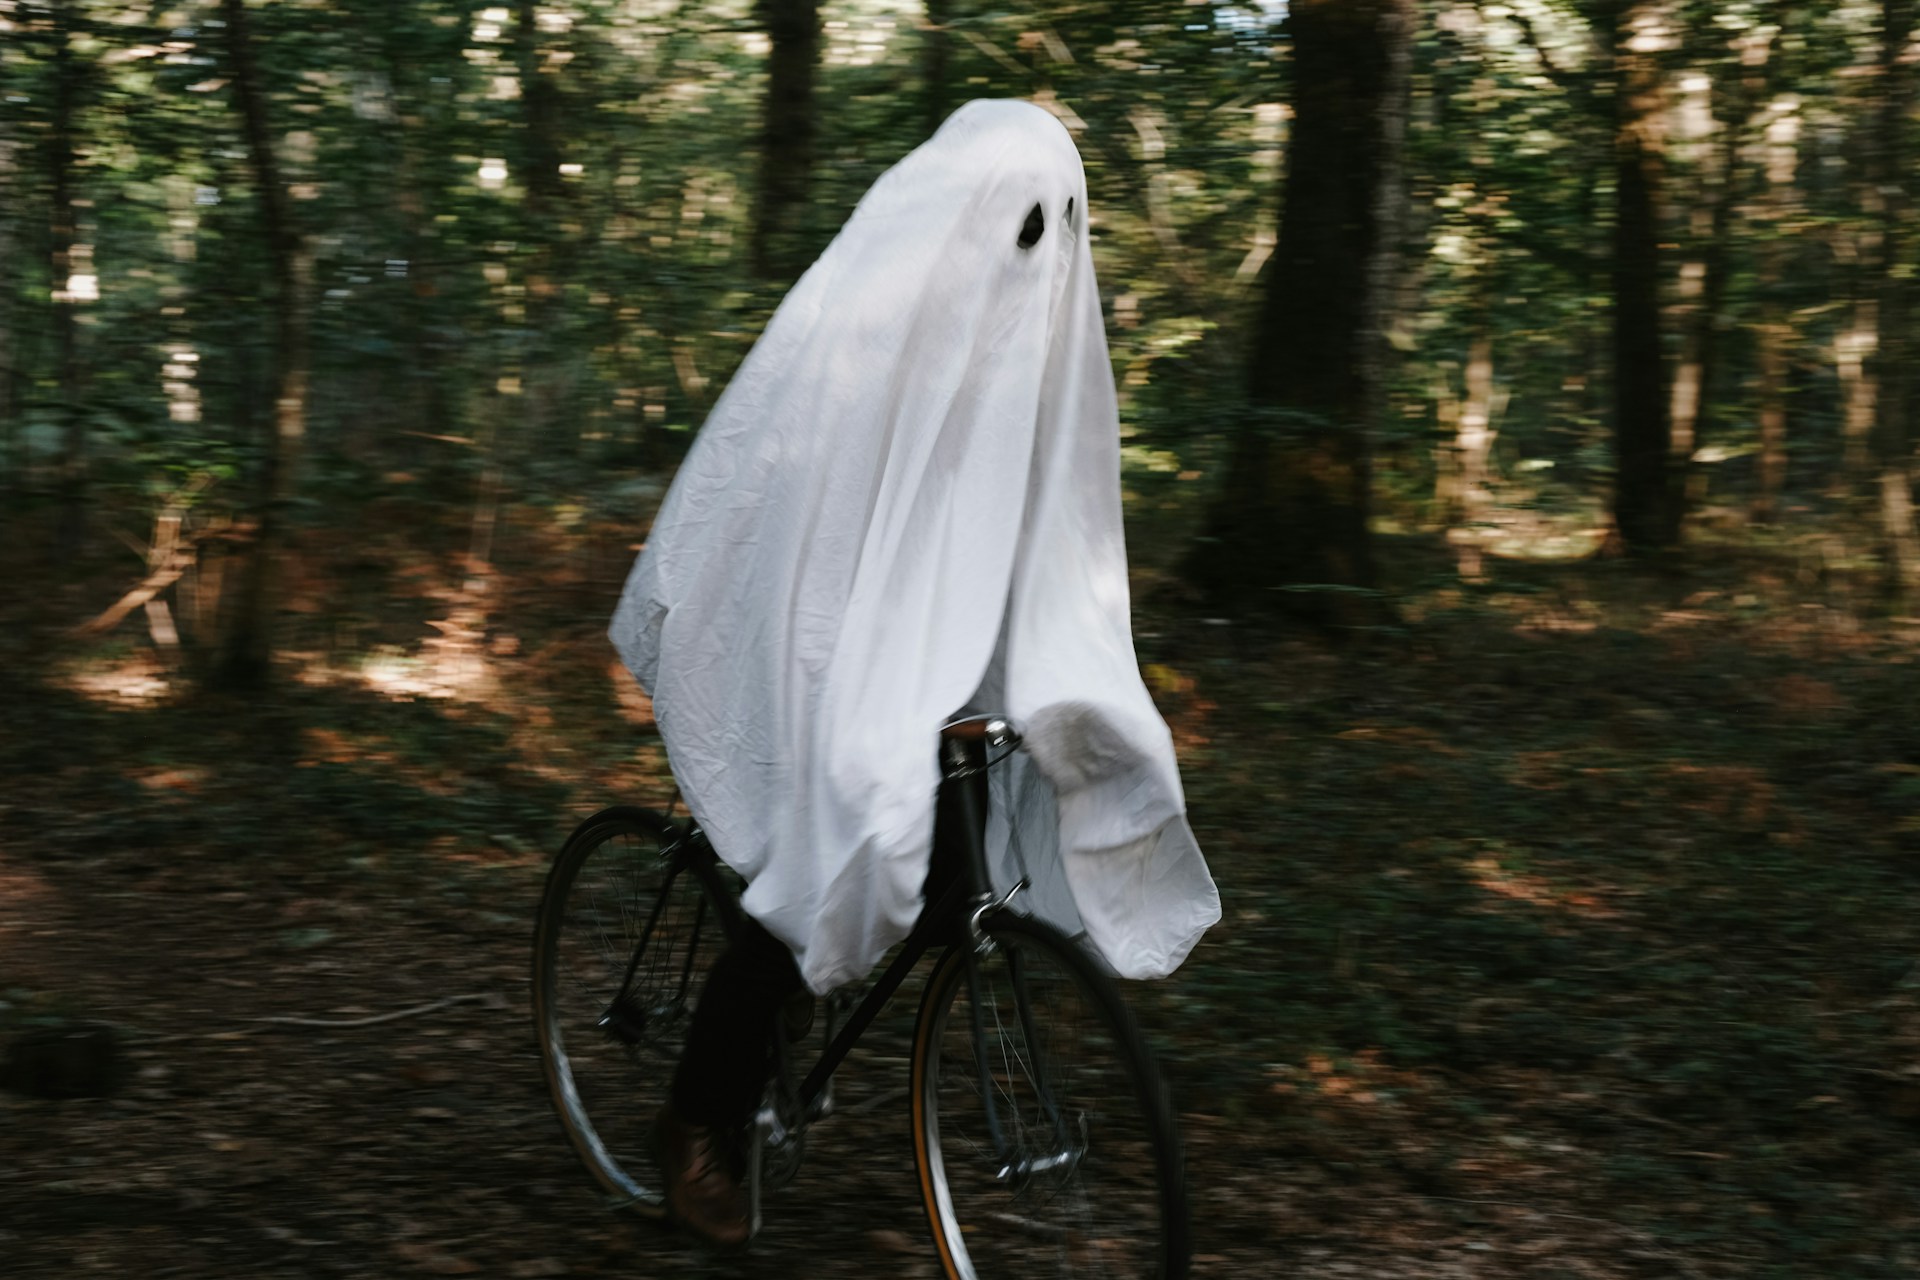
[530,715,1191,1278]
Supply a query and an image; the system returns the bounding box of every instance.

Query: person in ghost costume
[609,99,1220,1244]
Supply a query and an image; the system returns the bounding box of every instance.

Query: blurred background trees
[1195,0,1412,620]
[3,0,1920,672]
[6,11,1920,1271]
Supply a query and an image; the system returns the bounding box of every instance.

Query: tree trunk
[1194,0,1412,621]
[49,0,85,551]
[1609,1,1677,554]
[0,119,18,493]
[922,0,951,136]
[516,1,564,215]
[1752,311,1788,522]
[515,0,567,458]
[751,0,820,281]
[380,20,451,459]
[1749,46,1797,524]
[211,0,310,691]
[1456,329,1497,578]
[1872,0,1919,602]
[1838,294,1878,488]
[1668,88,1740,507]
[1435,315,1496,582]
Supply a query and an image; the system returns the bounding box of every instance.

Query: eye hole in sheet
[1065,196,1075,231]
[1017,202,1045,249]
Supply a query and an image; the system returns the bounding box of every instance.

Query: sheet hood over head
[611,99,1220,993]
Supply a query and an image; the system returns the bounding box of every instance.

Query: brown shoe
[651,1106,750,1248]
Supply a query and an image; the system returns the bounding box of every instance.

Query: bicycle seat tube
[791,721,1010,1114]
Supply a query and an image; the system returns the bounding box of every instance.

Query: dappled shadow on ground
[4,504,1919,1278]
[0,674,942,1278]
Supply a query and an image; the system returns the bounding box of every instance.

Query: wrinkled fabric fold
[612,100,1220,994]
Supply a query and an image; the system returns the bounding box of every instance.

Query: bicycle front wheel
[531,806,725,1212]
[911,913,1190,1279]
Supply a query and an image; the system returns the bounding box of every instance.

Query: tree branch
[1504,6,1600,117]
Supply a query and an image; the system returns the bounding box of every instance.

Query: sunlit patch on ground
[1661,762,1777,828]
[132,766,209,793]
[49,652,173,706]
[1506,599,1603,634]
[1337,723,1461,755]
[301,726,394,768]
[294,727,463,798]
[1482,519,1610,563]
[1273,1050,1423,1109]
[1380,501,1610,575]
[0,859,55,946]
[10,485,1920,1276]
[422,830,545,870]
[1144,661,1214,757]
[608,659,655,726]
[294,639,497,703]
[1465,851,1622,923]
[363,641,491,701]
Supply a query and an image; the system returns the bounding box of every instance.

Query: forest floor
[3,486,1919,1279]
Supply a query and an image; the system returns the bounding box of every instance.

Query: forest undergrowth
[2,486,1917,1279]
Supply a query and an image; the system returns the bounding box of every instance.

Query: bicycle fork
[961,940,1082,1186]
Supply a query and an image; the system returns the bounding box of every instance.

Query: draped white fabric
[610,100,1220,994]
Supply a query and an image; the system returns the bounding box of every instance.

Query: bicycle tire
[531,806,727,1212]
[911,913,1190,1280]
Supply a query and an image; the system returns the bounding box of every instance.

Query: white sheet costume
[611,100,1220,994]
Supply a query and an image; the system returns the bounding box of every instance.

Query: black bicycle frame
[647,730,1052,1168]
[794,732,995,1112]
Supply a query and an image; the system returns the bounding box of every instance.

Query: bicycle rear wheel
[911,913,1190,1279]
[531,806,726,1211]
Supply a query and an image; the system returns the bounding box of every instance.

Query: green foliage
[4,2,1920,1272]
[4,1,1910,551]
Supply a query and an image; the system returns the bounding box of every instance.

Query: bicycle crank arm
[747,1102,773,1240]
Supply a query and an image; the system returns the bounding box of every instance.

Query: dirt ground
[0,693,1479,1280]
[0,746,1365,1280]
[5,504,1918,1278]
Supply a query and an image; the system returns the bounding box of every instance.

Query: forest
[2,1,1918,1277]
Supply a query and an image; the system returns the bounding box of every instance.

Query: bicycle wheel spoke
[914,917,1187,1280]
[533,810,715,1213]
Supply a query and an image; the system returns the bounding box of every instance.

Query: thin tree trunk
[1669,93,1740,506]
[1748,37,1795,524]
[751,0,820,281]
[0,124,18,493]
[922,0,951,136]
[1439,323,1497,582]
[49,0,85,550]
[1752,310,1788,521]
[516,0,566,458]
[212,0,311,690]
[1609,1,1676,554]
[1838,294,1878,487]
[1458,332,1496,508]
[516,1,564,216]
[380,22,450,458]
[1666,253,1706,469]
[1194,0,1412,622]
[1873,0,1919,602]
[1363,4,1414,457]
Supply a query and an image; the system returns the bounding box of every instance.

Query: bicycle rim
[912,914,1189,1280]
[531,807,717,1211]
